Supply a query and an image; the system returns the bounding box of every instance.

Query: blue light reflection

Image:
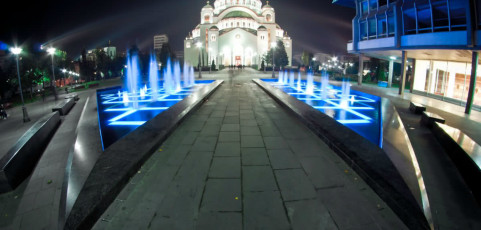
[262,79,382,147]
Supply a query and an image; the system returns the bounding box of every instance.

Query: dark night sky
[0,0,354,58]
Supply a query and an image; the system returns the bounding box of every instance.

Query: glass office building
[334,0,481,112]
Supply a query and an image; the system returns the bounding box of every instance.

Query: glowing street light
[271,42,277,78]
[196,42,202,78]
[10,47,30,122]
[47,47,58,99]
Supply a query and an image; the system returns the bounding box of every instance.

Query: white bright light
[47,47,56,55]
[312,58,317,61]
[10,47,22,55]
[62,69,67,73]
[271,42,277,48]
[390,56,397,60]
[332,57,338,62]
[196,42,202,48]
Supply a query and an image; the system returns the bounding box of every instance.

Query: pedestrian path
[92,70,407,230]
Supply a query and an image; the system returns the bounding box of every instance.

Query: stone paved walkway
[92,70,407,230]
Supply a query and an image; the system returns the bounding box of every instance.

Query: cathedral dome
[262,1,273,9]
[223,11,253,19]
[203,1,214,9]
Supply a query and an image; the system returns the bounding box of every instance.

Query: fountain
[305,72,314,95]
[96,51,215,150]
[320,74,329,99]
[297,72,302,91]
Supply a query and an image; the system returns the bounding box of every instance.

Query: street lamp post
[47,47,58,100]
[196,42,202,78]
[271,42,277,78]
[11,47,30,122]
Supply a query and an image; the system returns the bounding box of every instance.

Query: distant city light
[10,47,22,55]
[390,56,397,60]
[47,47,56,55]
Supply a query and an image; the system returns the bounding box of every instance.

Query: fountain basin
[254,78,431,230]
[96,80,215,150]
[260,78,382,147]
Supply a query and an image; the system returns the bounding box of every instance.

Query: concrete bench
[420,111,445,128]
[65,94,79,101]
[431,122,481,205]
[52,98,75,115]
[409,102,426,114]
[0,111,60,193]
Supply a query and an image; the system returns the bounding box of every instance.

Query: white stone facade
[184,0,292,67]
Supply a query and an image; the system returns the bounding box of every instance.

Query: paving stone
[19,206,51,230]
[205,117,224,125]
[267,149,302,169]
[287,139,326,157]
[300,157,346,189]
[211,110,226,118]
[215,142,241,156]
[241,135,265,148]
[221,124,240,132]
[218,132,240,142]
[181,132,199,145]
[199,125,221,137]
[243,191,291,230]
[275,169,316,201]
[240,119,258,126]
[242,166,278,192]
[316,188,376,229]
[240,126,261,136]
[16,193,37,214]
[259,126,282,137]
[192,136,217,151]
[264,136,290,150]
[241,148,270,165]
[201,179,242,212]
[223,116,240,124]
[209,157,241,178]
[285,199,338,230]
[195,212,242,230]
[33,187,56,208]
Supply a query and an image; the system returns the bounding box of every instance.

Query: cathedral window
[186,42,191,48]
[243,22,246,27]
[266,14,272,22]
[211,35,217,41]
[237,22,240,27]
[204,15,210,22]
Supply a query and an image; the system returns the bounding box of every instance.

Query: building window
[388,11,395,36]
[285,41,290,48]
[266,14,272,22]
[186,42,191,48]
[417,1,432,32]
[369,0,377,11]
[403,2,417,34]
[449,0,467,30]
[378,0,387,7]
[211,35,217,41]
[432,0,449,31]
[360,1,368,15]
[204,15,210,22]
[237,22,240,27]
[377,16,387,37]
[368,17,376,38]
[360,20,368,40]
[243,22,245,27]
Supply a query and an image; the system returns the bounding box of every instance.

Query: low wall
[52,98,75,116]
[0,111,61,193]
[253,79,430,230]
[64,80,223,230]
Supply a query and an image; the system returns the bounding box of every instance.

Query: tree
[301,51,314,67]
[211,60,216,70]
[260,60,265,71]
[274,40,289,68]
[158,43,176,69]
